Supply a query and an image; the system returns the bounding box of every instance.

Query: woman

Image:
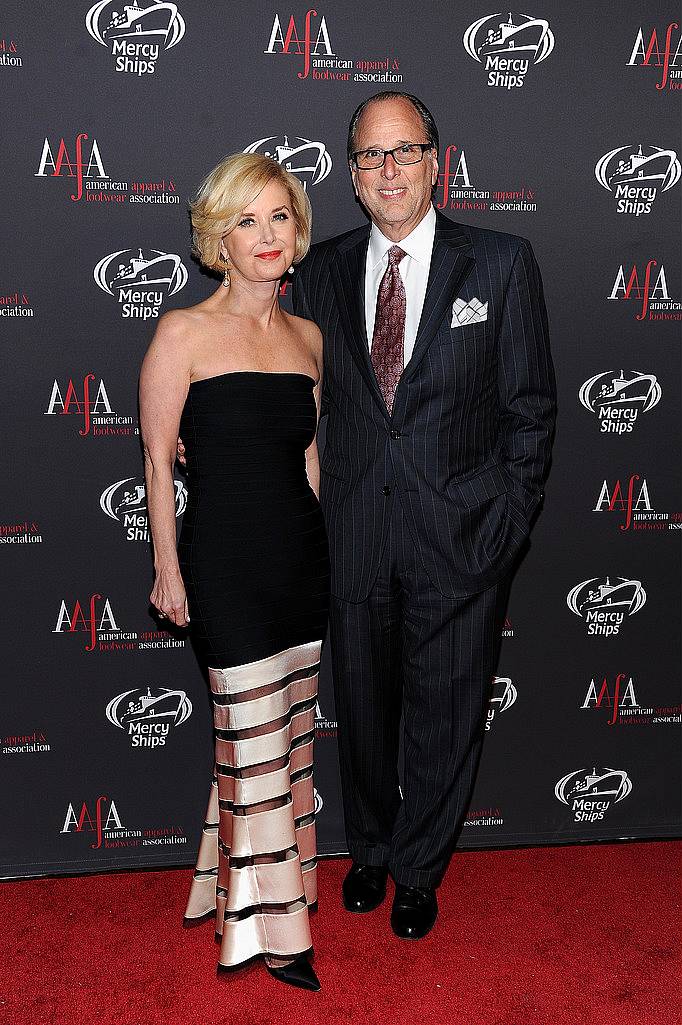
[139,153,329,991]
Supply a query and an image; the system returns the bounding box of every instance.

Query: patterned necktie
[371,245,406,414]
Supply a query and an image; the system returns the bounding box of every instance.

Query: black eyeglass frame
[351,142,434,170]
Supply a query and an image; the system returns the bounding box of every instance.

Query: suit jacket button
[390,429,401,439]
[382,485,391,496]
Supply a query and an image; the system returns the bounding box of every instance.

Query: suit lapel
[328,212,474,415]
[402,212,475,385]
[330,228,390,419]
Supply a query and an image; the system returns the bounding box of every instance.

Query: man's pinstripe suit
[293,208,556,887]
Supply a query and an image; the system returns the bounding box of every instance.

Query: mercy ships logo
[595,144,681,215]
[86,0,185,75]
[567,577,646,636]
[463,11,554,87]
[100,476,186,541]
[555,767,632,823]
[579,370,661,434]
[243,136,332,190]
[94,248,187,319]
[106,686,192,748]
[486,676,517,730]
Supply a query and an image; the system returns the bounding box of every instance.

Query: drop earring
[287,265,294,274]
[221,253,230,287]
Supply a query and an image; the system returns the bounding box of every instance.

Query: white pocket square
[451,297,488,327]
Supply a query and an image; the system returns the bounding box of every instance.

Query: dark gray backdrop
[1,1,680,877]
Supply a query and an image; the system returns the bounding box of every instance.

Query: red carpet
[1,843,679,1025]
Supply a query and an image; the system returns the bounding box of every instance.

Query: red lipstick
[255,250,283,260]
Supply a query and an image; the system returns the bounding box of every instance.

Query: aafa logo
[581,673,639,726]
[627,23,681,91]
[61,796,126,849]
[435,143,538,214]
[593,475,652,532]
[579,370,661,433]
[100,476,186,541]
[244,136,332,190]
[35,134,108,202]
[106,686,192,747]
[313,787,323,815]
[486,675,517,730]
[436,145,474,208]
[94,248,187,320]
[566,577,646,636]
[595,145,681,215]
[264,11,334,79]
[45,375,135,437]
[555,767,632,822]
[463,11,554,87]
[45,375,113,436]
[53,594,120,651]
[608,261,678,321]
[86,0,185,75]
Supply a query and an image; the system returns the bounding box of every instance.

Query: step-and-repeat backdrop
[1,2,680,877]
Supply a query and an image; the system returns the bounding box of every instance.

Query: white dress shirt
[364,204,436,366]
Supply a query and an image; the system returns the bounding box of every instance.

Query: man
[292,91,556,940]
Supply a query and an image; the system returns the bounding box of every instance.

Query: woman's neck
[219,274,282,326]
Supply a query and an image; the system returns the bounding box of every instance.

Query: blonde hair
[189,152,312,273]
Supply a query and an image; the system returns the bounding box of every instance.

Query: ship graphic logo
[489,676,517,713]
[94,248,188,299]
[579,370,661,415]
[595,145,681,193]
[100,476,187,522]
[566,577,647,618]
[243,136,332,190]
[463,11,554,64]
[555,767,632,806]
[106,686,192,729]
[86,0,185,50]
[486,675,517,730]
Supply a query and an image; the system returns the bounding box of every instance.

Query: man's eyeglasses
[352,143,433,170]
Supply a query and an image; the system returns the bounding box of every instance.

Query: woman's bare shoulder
[157,299,214,335]
[286,310,322,350]
[142,302,212,381]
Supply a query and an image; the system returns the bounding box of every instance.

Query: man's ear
[349,162,359,197]
[430,151,439,189]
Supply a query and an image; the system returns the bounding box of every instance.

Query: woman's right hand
[150,566,190,627]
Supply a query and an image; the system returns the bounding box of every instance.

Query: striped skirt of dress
[184,640,321,967]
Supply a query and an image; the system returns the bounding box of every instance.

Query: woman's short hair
[189,153,312,272]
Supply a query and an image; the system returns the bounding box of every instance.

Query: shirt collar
[367,204,437,270]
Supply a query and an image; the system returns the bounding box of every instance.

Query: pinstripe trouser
[329,499,509,889]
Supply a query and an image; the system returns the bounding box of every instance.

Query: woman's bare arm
[139,311,193,626]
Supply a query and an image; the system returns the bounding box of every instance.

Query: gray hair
[347,91,440,164]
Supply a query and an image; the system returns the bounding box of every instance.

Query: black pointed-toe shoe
[266,954,321,992]
[390,884,438,939]
[342,863,389,913]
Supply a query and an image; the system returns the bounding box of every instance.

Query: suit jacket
[292,209,556,601]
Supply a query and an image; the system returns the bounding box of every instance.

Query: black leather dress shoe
[266,954,320,992]
[390,884,438,939]
[342,863,389,913]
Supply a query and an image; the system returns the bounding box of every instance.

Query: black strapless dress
[178,372,330,969]
[177,371,329,668]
